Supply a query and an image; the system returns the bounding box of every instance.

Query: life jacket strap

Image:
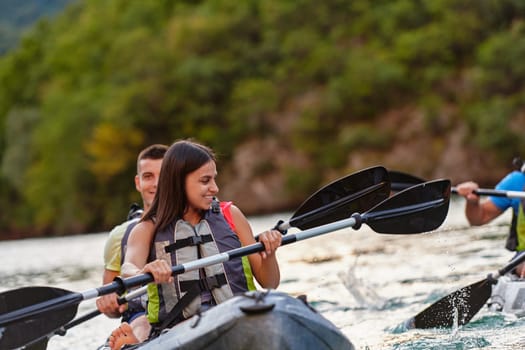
[150,273,227,338]
[164,234,214,253]
[179,273,227,293]
[506,212,518,251]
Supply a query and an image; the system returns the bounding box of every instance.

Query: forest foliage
[1,0,524,238]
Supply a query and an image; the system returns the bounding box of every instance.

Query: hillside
[0,0,524,238]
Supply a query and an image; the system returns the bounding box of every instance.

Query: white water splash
[338,256,387,310]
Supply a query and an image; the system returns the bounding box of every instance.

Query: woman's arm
[121,221,153,276]
[121,220,173,284]
[229,205,281,289]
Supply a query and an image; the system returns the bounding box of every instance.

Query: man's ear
[135,174,141,192]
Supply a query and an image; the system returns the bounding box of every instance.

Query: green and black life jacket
[506,184,525,252]
[506,160,525,251]
[515,200,525,252]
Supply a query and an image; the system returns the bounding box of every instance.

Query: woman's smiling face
[185,160,219,213]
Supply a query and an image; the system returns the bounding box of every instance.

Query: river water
[1,198,524,349]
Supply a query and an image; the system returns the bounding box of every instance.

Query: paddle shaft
[492,251,525,279]
[392,183,525,199]
[121,193,447,290]
[104,195,449,304]
[60,309,100,332]
[462,187,525,199]
[389,171,525,199]
[120,215,360,290]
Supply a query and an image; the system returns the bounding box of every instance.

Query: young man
[96,144,167,339]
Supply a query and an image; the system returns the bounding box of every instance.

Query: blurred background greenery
[0,0,524,239]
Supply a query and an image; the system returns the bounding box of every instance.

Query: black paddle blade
[362,179,451,234]
[0,286,77,349]
[388,170,425,191]
[290,166,390,230]
[18,337,49,350]
[406,279,492,329]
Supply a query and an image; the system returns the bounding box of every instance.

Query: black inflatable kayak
[126,290,354,350]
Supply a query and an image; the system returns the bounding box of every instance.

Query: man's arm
[96,269,125,318]
[97,223,127,318]
[456,181,504,225]
[465,198,503,226]
[103,268,119,284]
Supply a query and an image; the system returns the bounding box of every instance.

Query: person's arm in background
[456,171,525,226]
[456,181,503,225]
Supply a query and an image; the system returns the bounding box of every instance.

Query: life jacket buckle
[199,274,226,290]
[190,235,203,245]
[201,275,218,290]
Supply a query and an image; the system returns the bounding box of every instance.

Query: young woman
[108,139,282,349]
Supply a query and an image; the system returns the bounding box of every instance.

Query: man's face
[135,158,163,210]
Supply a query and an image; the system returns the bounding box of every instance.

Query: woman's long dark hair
[142,139,216,232]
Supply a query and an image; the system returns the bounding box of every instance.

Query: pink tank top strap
[220,201,236,231]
